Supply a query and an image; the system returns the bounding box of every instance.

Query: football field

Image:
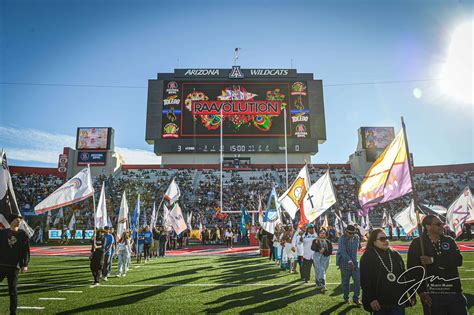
[1,252,473,314]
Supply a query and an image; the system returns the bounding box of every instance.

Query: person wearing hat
[0,214,30,315]
[407,214,467,315]
[311,228,333,292]
[336,224,361,305]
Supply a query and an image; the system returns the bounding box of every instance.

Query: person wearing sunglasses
[336,224,361,305]
[407,214,467,315]
[361,229,415,314]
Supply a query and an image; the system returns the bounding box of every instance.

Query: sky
[1,0,473,167]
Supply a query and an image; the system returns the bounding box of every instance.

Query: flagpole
[88,164,97,247]
[284,107,289,190]
[220,108,223,212]
[136,194,140,262]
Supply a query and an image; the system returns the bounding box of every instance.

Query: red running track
[30,242,474,257]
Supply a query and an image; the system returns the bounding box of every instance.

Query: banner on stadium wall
[48,229,94,239]
[77,151,107,166]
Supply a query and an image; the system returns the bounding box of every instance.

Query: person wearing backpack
[312,228,333,292]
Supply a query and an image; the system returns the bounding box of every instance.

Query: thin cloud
[0,126,161,165]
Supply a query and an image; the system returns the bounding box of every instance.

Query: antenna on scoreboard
[290,59,293,68]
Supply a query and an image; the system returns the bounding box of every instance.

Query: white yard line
[17,306,45,310]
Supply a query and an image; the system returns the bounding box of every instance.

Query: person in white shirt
[224,228,233,249]
[292,227,305,278]
[301,224,317,283]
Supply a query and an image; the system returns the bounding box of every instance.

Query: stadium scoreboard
[146,68,326,154]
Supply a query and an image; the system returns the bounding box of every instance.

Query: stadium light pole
[284,107,289,189]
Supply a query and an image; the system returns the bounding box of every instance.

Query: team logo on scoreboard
[164,95,180,106]
[166,81,179,94]
[291,113,309,123]
[166,107,177,122]
[295,124,308,138]
[229,66,244,79]
[80,152,90,160]
[163,123,179,138]
[291,82,307,96]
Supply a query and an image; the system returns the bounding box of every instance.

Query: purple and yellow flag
[358,129,412,212]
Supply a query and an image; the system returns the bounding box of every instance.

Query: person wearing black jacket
[0,214,30,315]
[311,228,333,292]
[407,215,467,315]
[361,228,415,314]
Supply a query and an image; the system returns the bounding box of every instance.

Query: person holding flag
[301,223,317,283]
[311,228,333,292]
[407,215,467,314]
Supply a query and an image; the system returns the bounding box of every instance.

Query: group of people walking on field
[261,214,468,314]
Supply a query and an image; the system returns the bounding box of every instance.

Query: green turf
[1,252,473,314]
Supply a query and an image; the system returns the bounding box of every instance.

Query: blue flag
[131,194,140,233]
[240,206,250,235]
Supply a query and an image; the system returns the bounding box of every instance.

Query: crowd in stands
[10,165,474,242]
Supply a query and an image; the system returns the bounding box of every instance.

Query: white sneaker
[122,273,126,277]
[103,277,108,281]
[90,283,100,288]
[116,274,121,277]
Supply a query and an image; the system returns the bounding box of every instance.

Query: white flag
[365,214,370,229]
[94,182,108,229]
[53,208,64,226]
[347,211,354,225]
[186,211,193,229]
[117,191,129,238]
[165,179,181,204]
[0,214,10,229]
[388,212,394,227]
[168,203,187,234]
[34,167,94,214]
[278,165,311,219]
[393,200,419,235]
[301,170,336,222]
[150,202,157,228]
[68,213,76,230]
[20,220,34,238]
[163,204,172,231]
[446,187,473,237]
[382,209,389,227]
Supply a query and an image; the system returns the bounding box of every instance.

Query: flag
[53,208,64,226]
[388,212,394,227]
[34,167,94,214]
[107,216,112,228]
[46,210,52,228]
[20,220,34,238]
[423,204,448,215]
[321,215,329,231]
[131,194,140,233]
[240,206,250,235]
[142,207,148,227]
[150,202,157,228]
[117,191,129,238]
[68,213,76,230]
[164,179,180,204]
[262,187,281,234]
[365,214,370,229]
[382,209,389,227]
[94,183,108,229]
[258,195,264,226]
[168,203,187,234]
[393,200,419,235]
[199,221,203,240]
[0,151,20,221]
[446,187,473,237]
[347,212,354,225]
[358,129,413,212]
[186,211,193,229]
[334,212,346,233]
[163,204,172,231]
[278,164,311,219]
[0,214,9,229]
[300,170,336,224]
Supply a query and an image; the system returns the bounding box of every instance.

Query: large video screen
[76,127,111,150]
[361,127,395,149]
[161,81,310,139]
